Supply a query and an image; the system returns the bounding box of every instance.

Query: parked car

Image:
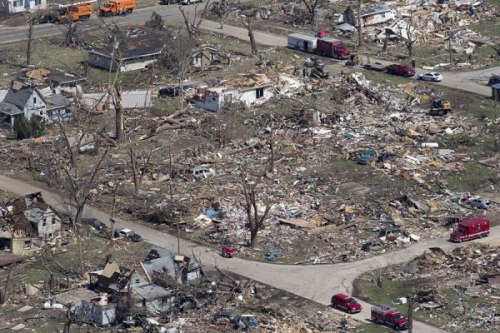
[378,226,401,238]
[192,166,216,179]
[488,74,500,86]
[418,72,443,82]
[180,0,202,4]
[159,84,194,97]
[357,149,377,165]
[82,217,108,232]
[371,305,408,330]
[465,197,490,210]
[304,57,325,70]
[331,293,362,313]
[362,240,383,252]
[115,228,142,242]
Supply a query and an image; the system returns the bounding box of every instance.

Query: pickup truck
[386,63,415,77]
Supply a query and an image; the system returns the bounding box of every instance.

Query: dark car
[357,149,377,165]
[159,84,194,97]
[377,152,397,163]
[115,229,142,242]
[82,218,108,232]
[488,75,500,86]
[378,226,402,238]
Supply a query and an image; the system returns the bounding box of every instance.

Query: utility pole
[314,8,320,35]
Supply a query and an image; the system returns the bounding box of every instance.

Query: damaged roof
[15,67,85,86]
[3,86,43,110]
[361,3,392,17]
[88,29,166,60]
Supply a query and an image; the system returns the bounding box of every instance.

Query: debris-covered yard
[354,243,500,332]
[0,26,498,265]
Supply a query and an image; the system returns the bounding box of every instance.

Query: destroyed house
[191,46,220,69]
[15,67,86,95]
[360,4,394,26]
[88,261,175,315]
[87,30,166,72]
[141,248,202,285]
[77,295,116,326]
[0,192,61,255]
[190,73,273,112]
[0,84,70,127]
[89,262,148,293]
[0,0,47,14]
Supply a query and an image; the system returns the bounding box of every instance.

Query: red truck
[386,63,415,77]
[331,293,362,314]
[316,38,351,60]
[371,305,408,330]
[450,217,490,242]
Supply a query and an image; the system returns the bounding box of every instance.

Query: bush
[13,116,45,140]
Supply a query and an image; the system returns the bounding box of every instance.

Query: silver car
[418,72,443,82]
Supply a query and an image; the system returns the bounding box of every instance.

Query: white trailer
[287,33,317,53]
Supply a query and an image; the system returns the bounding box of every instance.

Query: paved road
[1,174,499,332]
[0,5,498,97]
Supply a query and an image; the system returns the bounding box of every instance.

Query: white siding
[0,0,47,14]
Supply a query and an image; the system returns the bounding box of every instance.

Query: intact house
[360,4,395,26]
[0,192,62,255]
[0,0,47,14]
[190,73,273,112]
[87,29,166,72]
[0,83,71,127]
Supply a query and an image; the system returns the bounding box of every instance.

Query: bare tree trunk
[245,18,258,56]
[74,205,85,277]
[26,13,34,66]
[357,0,362,48]
[0,267,12,304]
[407,295,414,333]
[114,85,125,143]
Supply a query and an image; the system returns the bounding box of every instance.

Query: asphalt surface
[0,5,498,97]
[1,174,499,332]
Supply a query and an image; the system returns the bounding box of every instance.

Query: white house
[0,0,47,14]
[360,4,395,26]
[190,74,274,112]
[0,84,70,127]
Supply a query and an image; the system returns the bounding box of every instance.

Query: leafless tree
[357,0,363,48]
[179,1,212,38]
[211,0,230,29]
[300,0,323,23]
[398,11,418,58]
[240,170,271,247]
[243,16,258,56]
[114,84,125,142]
[128,147,162,193]
[56,121,109,277]
[25,12,34,66]
[0,267,13,304]
[159,30,195,110]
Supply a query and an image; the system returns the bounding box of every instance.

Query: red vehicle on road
[450,217,490,242]
[386,63,415,77]
[316,38,352,59]
[371,305,408,330]
[221,245,235,258]
[331,293,362,313]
